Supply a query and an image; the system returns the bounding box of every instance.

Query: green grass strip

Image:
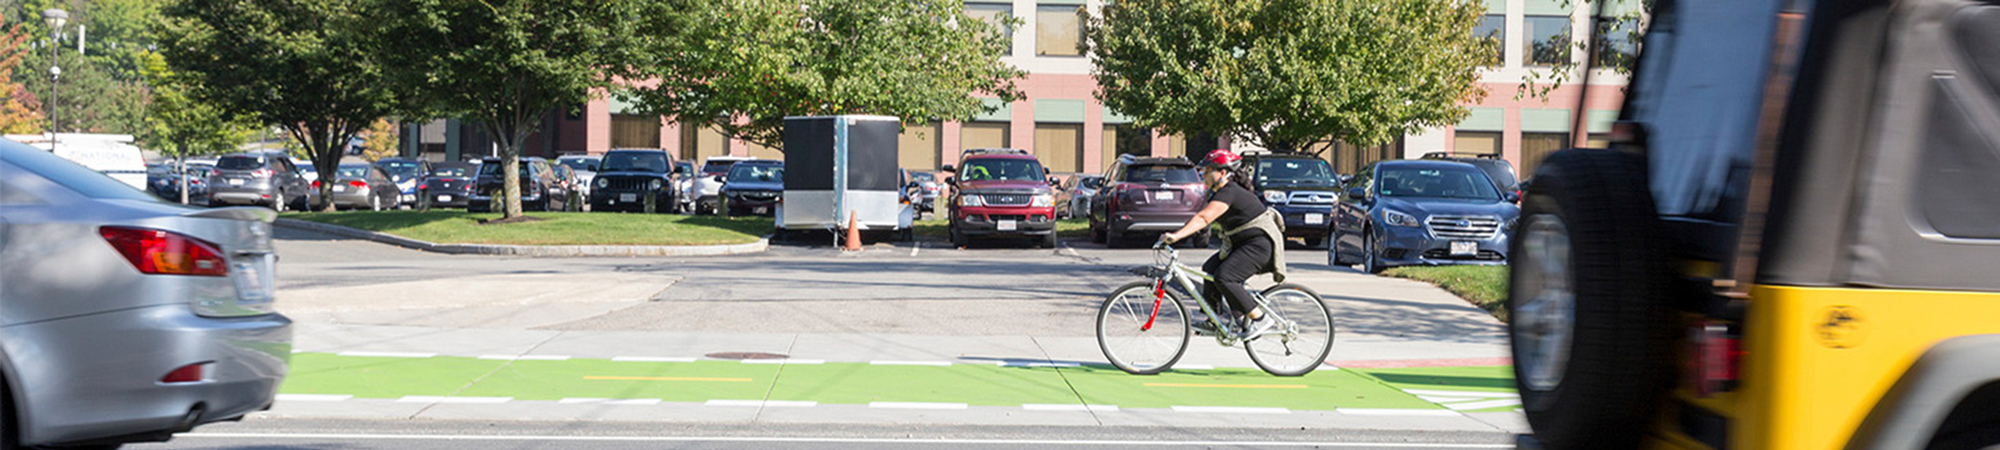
[1381,265,1509,321]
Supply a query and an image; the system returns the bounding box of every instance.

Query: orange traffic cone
[843,211,862,252]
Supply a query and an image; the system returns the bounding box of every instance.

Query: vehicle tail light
[160,362,209,383]
[1691,320,1743,396]
[348,180,368,188]
[99,227,229,277]
[252,168,274,178]
[419,183,428,190]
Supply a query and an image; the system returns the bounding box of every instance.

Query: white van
[7,133,148,190]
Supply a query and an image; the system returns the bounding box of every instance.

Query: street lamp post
[42,9,66,152]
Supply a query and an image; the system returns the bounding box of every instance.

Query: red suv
[943,148,1059,248]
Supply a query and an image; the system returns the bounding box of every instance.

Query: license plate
[228,179,243,186]
[436,195,451,202]
[1305,213,1325,224]
[620,193,638,202]
[997,220,1017,231]
[1154,191,1172,200]
[1450,241,1477,256]
[754,207,768,214]
[232,255,275,302]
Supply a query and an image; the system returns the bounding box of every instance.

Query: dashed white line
[395,396,513,404]
[1335,408,1463,416]
[336,351,435,358]
[1417,395,1483,403]
[742,359,825,365]
[869,402,968,410]
[275,394,352,402]
[1444,399,1523,411]
[1022,404,1121,412]
[1170,406,1290,414]
[558,398,662,406]
[869,360,953,366]
[611,356,698,363]
[478,355,571,361]
[1171,364,1215,370]
[1402,389,1519,398]
[705,400,818,408]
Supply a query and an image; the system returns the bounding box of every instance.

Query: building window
[1035,123,1084,173]
[610,114,661,149]
[1454,131,1502,156]
[899,123,942,170]
[967,2,1013,56]
[1103,124,1150,170]
[1593,16,1640,70]
[1521,132,1569,175]
[1036,5,1084,57]
[1524,15,1572,67]
[681,123,728,161]
[1474,14,1505,67]
[961,122,1010,152]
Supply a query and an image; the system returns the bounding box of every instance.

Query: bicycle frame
[1144,245,1281,343]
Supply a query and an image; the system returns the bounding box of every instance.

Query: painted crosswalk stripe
[396,396,512,404]
[706,400,817,408]
[1444,399,1523,411]
[1402,389,1519,398]
[276,394,352,402]
[558,398,662,405]
[611,356,698,363]
[1022,404,1120,412]
[1336,408,1462,416]
[336,351,435,358]
[869,402,968,410]
[742,359,825,365]
[478,355,571,361]
[869,360,953,366]
[1171,406,1290,414]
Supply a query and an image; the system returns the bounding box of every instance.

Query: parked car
[1087,156,1205,248]
[416,162,477,209]
[316,163,400,211]
[1420,151,1520,198]
[468,157,570,212]
[590,148,681,213]
[1244,152,1343,248]
[943,148,1059,248]
[207,152,309,211]
[150,162,215,205]
[372,157,432,208]
[0,140,292,448]
[673,161,695,213]
[907,171,942,213]
[555,154,602,199]
[1330,159,1518,273]
[719,160,784,216]
[1057,174,1105,219]
[692,156,752,215]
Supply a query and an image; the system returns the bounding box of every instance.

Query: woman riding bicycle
[1160,149,1288,336]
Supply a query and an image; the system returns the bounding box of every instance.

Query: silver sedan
[0,139,291,448]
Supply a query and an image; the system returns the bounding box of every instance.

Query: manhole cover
[705,352,788,360]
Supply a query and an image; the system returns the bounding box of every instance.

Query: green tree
[159,0,399,211]
[1085,0,1489,154]
[0,15,43,134]
[622,0,1024,148]
[138,51,253,202]
[368,0,641,219]
[19,50,144,134]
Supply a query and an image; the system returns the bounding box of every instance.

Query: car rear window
[1,142,157,201]
[1122,164,1199,184]
[702,160,740,174]
[431,167,470,177]
[727,164,784,183]
[217,156,267,170]
[477,161,533,177]
[336,166,372,179]
[377,161,424,180]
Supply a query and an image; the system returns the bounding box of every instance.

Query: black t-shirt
[1208,182,1270,242]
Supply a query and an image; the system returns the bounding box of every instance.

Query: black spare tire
[1508,149,1677,450]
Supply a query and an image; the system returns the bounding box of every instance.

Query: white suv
[692,156,753,215]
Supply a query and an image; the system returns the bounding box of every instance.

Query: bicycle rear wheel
[1097,281,1191,375]
[1245,284,1335,376]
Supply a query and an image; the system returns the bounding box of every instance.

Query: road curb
[273,218,769,257]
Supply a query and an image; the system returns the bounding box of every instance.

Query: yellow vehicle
[1509,0,2000,449]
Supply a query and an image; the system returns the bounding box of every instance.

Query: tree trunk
[500,143,522,218]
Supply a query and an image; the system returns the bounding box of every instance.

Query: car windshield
[912,172,936,182]
[377,161,423,181]
[702,160,739,175]
[727,164,783,183]
[476,161,534,177]
[430,167,469,177]
[216,156,267,170]
[1256,159,1338,188]
[959,159,1046,182]
[1378,166,1501,201]
[336,166,372,179]
[558,158,599,172]
[1122,164,1199,184]
[602,153,668,172]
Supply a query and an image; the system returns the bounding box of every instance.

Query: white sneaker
[1243,315,1277,338]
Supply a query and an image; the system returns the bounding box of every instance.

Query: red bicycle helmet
[1200,149,1241,170]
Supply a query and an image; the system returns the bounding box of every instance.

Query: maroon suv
[944,149,1060,248]
[1088,156,1207,247]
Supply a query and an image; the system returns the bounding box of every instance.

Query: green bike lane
[279,353,1519,413]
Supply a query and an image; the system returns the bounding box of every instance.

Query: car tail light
[1691,320,1743,396]
[311,180,321,189]
[160,362,209,383]
[419,183,428,190]
[99,227,229,277]
[252,168,274,178]
[348,180,368,188]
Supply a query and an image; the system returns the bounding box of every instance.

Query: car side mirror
[1346,187,1368,201]
[945,176,957,187]
[713,175,725,183]
[1049,177,1061,186]
[940,165,956,173]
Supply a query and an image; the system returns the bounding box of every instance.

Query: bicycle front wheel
[1245,284,1336,376]
[1097,281,1191,375]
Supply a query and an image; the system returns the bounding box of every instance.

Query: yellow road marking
[584,376,753,382]
[1143,383,1310,389]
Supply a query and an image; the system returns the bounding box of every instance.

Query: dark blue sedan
[720,160,784,216]
[1330,160,1520,273]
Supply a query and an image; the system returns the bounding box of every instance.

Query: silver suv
[207,153,309,211]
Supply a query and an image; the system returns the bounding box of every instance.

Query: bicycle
[1095,241,1336,376]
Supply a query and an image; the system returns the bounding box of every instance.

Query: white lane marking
[1444,399,1523,411]
[869,402,968,410]
[1001,361,1080,368]
[478,355,571,361]
[612,356,698,363]
[395,396,512,404]
[1171,364,1215,370]
[275,394,352,402]
[705,400,817,408]
[1402,389,1519,398]
[741,359,825,365]
[1335,408,1464,416]
[1022,404,1121,412]
[870,360,953,366]
[558,398,662,406]
[1170,406,1290,414]
[1417,396,1482,403]
[176,433,1516,448]
[336,351,435,358]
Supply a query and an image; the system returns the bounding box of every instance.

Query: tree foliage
[622,0,1025,148]
[0,17,42,134]
[138,51,252,161]
[359,117,395,162]
[159,0,397,211]
[367,0,642,219]
[1086,0,1489,154]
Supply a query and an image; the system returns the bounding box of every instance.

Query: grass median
[282,210,772,246]
[1382,265,1509,321]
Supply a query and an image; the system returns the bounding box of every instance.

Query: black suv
[468,157,570,212]
[1419,152,1519,198]
[1087,156,1206,247]
[590,148,682,213]
[1241,152,1342,248]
